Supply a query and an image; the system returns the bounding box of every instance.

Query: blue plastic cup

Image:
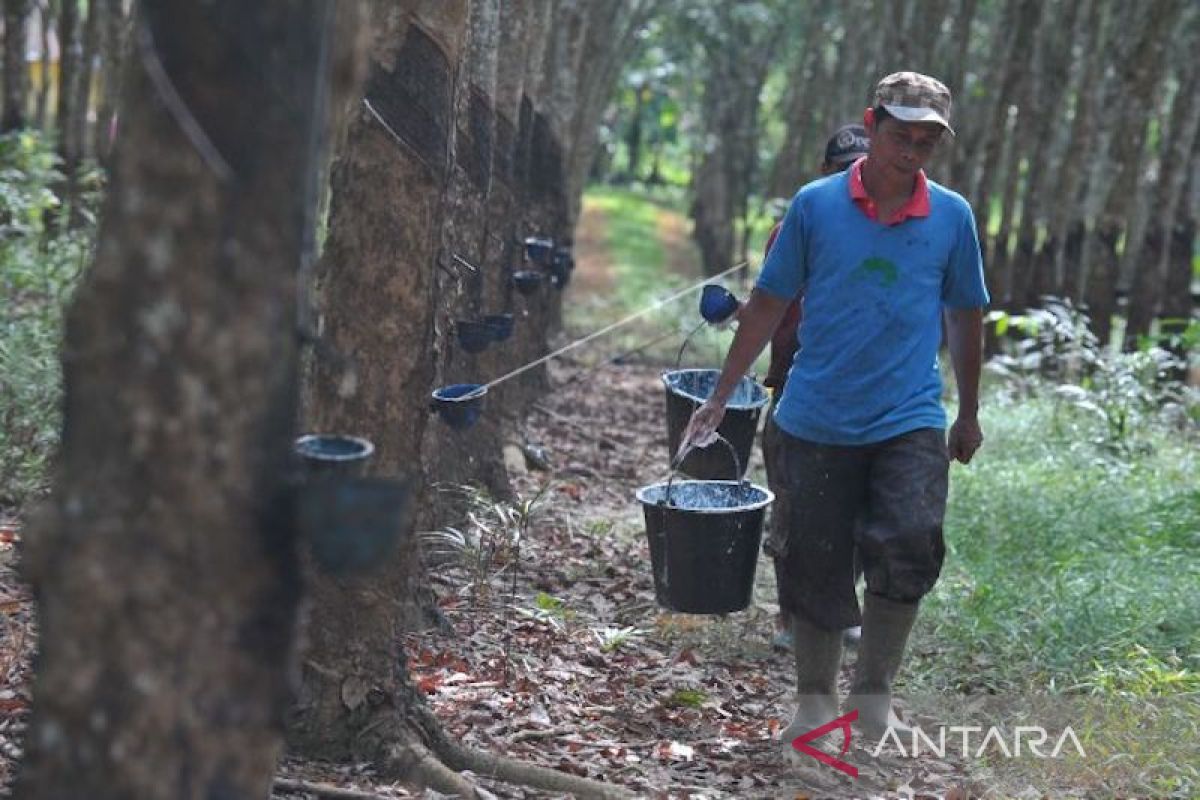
[700,284,740,324]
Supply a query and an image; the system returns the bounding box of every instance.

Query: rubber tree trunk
[34,0,51,129]
[689,4,780,276]
[1123,14,1200,349]
[1084,0,1182,347]
[54,0,81,215]
[15,2,360,798]
[291,1,490,763]
[3,0,32,131]
[1010,0,1086,309]
[92,0,130,163]
[292,5,627,792]
[765,0,832,200]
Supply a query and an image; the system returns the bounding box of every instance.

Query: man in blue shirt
[681,72,988,745]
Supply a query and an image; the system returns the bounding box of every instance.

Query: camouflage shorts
[767,424,949,631]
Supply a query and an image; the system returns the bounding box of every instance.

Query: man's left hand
[948,415,983,464]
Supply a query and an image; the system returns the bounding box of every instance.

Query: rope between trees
[481,260,747,392]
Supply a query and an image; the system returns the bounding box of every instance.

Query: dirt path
[402,358,988,798]
[399,203,988,797]
[570,196,615,296]
[655,205,698,278]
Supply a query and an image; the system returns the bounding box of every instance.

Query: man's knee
[859,520,945,601]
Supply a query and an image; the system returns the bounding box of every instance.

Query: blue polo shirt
[757,168,988,445]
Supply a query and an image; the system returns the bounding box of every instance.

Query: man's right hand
[676,399,726,465]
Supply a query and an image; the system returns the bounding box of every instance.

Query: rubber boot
[846,593,919,740]
[779,613,843,753]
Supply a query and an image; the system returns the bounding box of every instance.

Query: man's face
[864,109,943,178]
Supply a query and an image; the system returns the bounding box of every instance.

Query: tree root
[403,703,637,800]
[434,738,636,799]
[383,729,480,798]
[273,777,396,799]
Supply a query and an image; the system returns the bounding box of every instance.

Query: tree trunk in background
[1123,11,1200,349]
[92,0,129,163]
[3,0,31,131]
[1011,0,1084,308]
[989,0,1054,311]
[74,0,100,163]
[766,0,831,200]
[1084,1,1182,347]
[1160,162,1196,346]
[968,0,1039,245]
[946,0,976,102]
[293,5,634,796]
[562,0,658,227]
[625,82,644,179]
[951,0,1011,192]
[293,3,454,761]
[15,2,361,798]
[34,0,50,128]
[1046,0,1109,300]
[690,5,781,275]
[54,0,80,208]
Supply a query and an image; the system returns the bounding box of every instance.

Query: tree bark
[765,1,830,200]
[33,0,50,128]
[3,0,32,131]
[292,6,636,797]
[73,0,100,162]
[1123,11,1200,349]
[1044,0,1110,299]
[1011,0,1085,308]
[968,0,1040,244]
[1160,160,1196,330]
[15,2,362,798]
[1084,0,1183,347]
[54,0,80,206]
[92,0,123,160]
[689,3,781,275]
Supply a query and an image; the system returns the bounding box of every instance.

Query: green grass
[911,395,1199,699]
[581,185,675,311]
[902,394,1200,795]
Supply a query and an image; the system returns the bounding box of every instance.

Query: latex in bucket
[293,434,374,481]
[431,384,487,430]
[635,479,773,614]
[662,369,768,479]
[700,284,740,324]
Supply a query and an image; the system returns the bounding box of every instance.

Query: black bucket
[635,478,773,614]
[297,477,412,575]
[293,434,375,480]
[662,369,768,479]
[430,383,487,430]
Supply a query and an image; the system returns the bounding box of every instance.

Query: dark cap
[824,123,870,167]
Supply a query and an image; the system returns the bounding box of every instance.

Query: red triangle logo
[790,709,859,778]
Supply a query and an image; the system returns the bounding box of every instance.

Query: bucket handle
[662,432,743,507]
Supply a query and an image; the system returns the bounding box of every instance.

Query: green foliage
[664,687,707,708]
[593,624,646,653]
[420,483,551,610]
[0,131,96,508]
[910,392,1199,703]
[985,299,1198,447]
